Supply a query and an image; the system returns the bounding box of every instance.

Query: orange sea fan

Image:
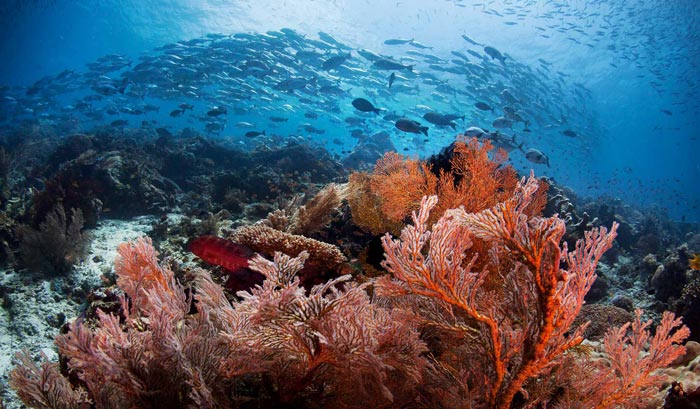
[369,151,436,223]
[690,253,700,270]
[347,137,548,236]
[347,172,404,235]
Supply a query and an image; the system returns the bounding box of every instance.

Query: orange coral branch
[380,174,618,408]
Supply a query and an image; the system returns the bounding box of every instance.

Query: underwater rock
[28,147,179,227]
[574,304,634,341]
[45,134,96,172]
[585,274,610,303]
[251,141,343,183]
[611,294,635,312]
[670,340,700,367]
[209,140,343,210]
[662,381,700,408]
[651,245,691,303]
[675,276,700,342]
[641,253,660,281]
[342,131,396,170]
[687,233,700,254]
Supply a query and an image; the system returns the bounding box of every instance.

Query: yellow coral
[690,254,700,270]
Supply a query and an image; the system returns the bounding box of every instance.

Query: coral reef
[9,183,690,408]
[376,175,622,407]
[10,240,426,408]
[341,130,397,171]
[1,123,698,408]
[573,304,635,340]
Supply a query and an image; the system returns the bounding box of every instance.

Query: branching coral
[376,173,635,408]
[10,238,426,408]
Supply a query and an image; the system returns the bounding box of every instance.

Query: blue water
[1,0,698,221]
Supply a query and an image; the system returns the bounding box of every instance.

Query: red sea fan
[377,173,620,408]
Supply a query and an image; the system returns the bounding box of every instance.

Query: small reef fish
[188,236,263,292]
[525,148,550,167]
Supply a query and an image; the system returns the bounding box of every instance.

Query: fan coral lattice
[377,173,618,408]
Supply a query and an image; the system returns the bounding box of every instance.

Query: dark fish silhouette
[352,98,381,114]
[475,102,494,112]
[484,46,507,65]
[423,112,456,129]
[245,130,266,137]
[322,53,351,70]
[372,59,413,71]
[396,118,428,136]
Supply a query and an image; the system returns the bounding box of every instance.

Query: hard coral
[229,224,347,288]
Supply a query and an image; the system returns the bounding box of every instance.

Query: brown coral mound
[573,304,635,341]
[230,224,346,287]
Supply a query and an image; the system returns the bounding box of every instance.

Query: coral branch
[378,174,619,408]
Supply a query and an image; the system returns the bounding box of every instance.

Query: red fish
[188,236,263,292]
[189,236,254,271]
